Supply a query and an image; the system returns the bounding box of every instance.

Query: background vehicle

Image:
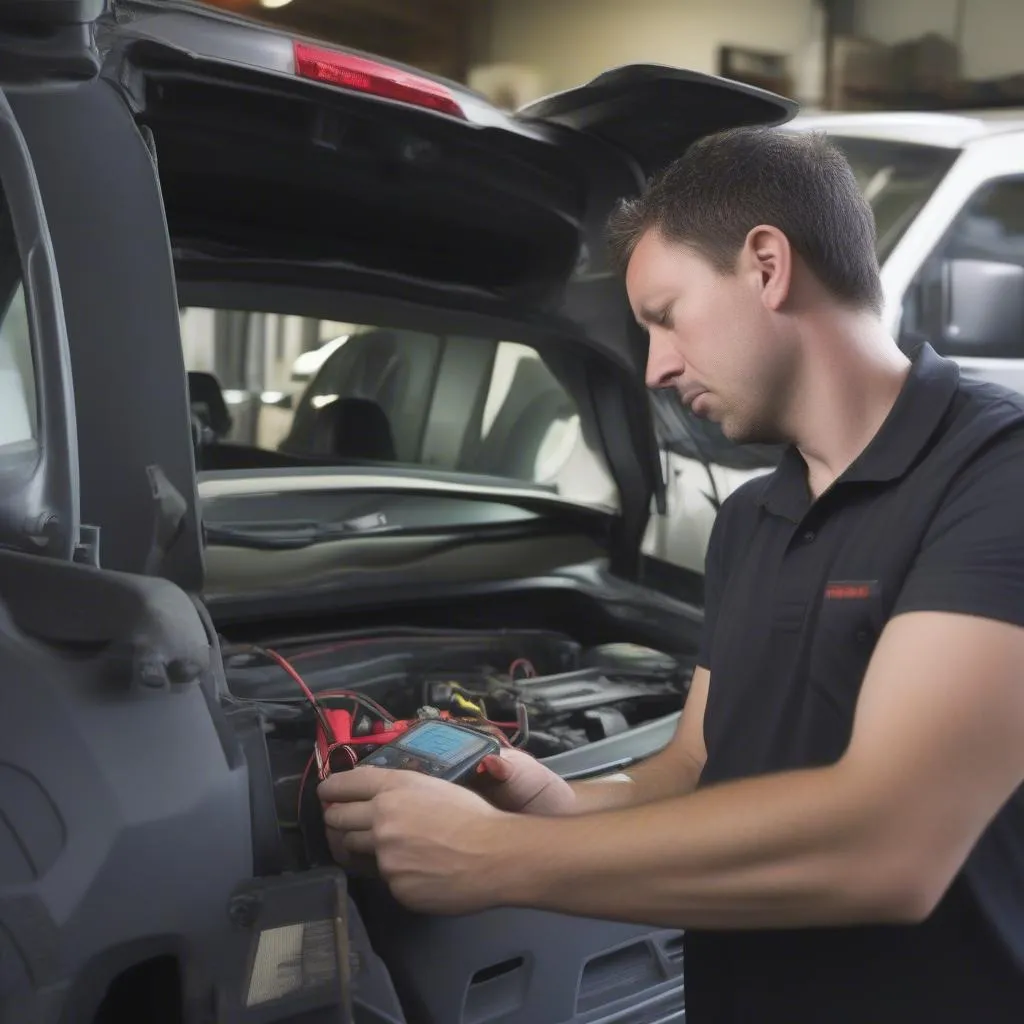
[644,109,1024,581]
[0,1,795,1021]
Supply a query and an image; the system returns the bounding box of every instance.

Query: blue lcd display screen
[396,722,487,767]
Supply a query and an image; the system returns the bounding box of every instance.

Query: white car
[643,109,1024,582]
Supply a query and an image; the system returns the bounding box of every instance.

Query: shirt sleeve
[892,429,1024,627]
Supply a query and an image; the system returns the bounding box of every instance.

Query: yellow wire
[452,691,484,716]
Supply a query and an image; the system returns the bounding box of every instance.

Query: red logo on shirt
[824,581,876,600]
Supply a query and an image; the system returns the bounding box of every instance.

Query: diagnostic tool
[362,719,501,784]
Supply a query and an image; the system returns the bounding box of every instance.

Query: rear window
[826,135,958,262]
[180,307,613,505]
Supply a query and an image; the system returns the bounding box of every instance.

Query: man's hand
[475,748,578,815]
[318,766,514,915]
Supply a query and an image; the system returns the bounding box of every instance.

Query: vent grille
[597,985,685,1024]
[661,934,685,968]
[577,941,662,1014]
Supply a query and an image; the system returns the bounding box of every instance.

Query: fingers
[481,747,539,780]
[340,829,377,856]
[318,764,399,803]
[479,754,513,782]
[323,801,374,832]
[325,831,379,876]
[323,802,376,863]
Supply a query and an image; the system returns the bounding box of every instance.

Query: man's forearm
[567,749,702,815]
[489,763,933,930]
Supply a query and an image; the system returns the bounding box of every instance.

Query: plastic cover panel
[354,880,684,1024]
[7,77,205,589]
[0,552,252,1021]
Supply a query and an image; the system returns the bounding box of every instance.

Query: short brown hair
[606,126,884,314]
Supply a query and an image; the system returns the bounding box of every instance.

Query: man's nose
[645,334,684,389]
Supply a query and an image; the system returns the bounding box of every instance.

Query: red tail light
[293,42,465,119]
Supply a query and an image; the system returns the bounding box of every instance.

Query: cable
[509,657,536,679]
[250,645,338,746]
[296,751,317,824]
[317,687,394,721]
[513,701,530,748]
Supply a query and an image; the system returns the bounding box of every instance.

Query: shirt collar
[758,341,961,521]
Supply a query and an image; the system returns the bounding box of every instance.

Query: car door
[896,165,1024,394]
[877,131,1024,393]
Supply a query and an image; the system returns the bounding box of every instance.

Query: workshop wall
[855,0,1024,81]
[474,0,822,100]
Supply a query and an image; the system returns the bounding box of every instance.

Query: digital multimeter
[362,719,501,784]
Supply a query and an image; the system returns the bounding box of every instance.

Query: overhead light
[260,0,294,8]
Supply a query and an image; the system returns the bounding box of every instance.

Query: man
[318,126,1024,1021]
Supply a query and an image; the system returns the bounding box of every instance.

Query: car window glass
[943,178,1024,265]
[800,135,957,263]
[899,176,1024,358]
[178,310,595,494]
[0,189,36,451]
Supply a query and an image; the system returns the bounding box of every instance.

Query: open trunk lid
[98,0,797,574]
[518,64,798,178]
[103,0,797,327]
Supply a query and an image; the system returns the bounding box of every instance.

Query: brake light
[293,42,465,119]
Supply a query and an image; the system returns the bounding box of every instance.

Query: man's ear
[742,225,792,312]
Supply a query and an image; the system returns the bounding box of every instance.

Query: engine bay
[220,626,694,870]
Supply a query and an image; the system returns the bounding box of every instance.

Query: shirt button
[802,530,816,542]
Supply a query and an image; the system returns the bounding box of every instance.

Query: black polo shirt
[686,342,1024,1023]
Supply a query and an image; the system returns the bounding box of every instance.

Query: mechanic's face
[626,228,796,445]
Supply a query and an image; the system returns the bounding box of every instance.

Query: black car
[0,1,795,1021]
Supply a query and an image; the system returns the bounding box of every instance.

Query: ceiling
[201,0,481,80]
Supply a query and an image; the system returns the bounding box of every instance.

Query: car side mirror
[938,258,1024,357]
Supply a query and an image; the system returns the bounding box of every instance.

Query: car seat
[309,395,397,462]
[464,356,575,480]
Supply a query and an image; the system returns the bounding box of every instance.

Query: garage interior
[203,0,1024,113]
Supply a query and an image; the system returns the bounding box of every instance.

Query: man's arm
[568,665,709,814]
[481,435,1024,929]
[321,433,1024,923]
[489,610,1024,929]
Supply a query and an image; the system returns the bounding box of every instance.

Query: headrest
[186,371,232,439]
[325,396,396,462]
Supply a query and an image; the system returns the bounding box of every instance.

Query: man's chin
[725,421,784,447]
[717,415,759,445]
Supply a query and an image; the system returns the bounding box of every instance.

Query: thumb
[477,753,515,782]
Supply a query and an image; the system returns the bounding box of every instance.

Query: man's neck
[787,317,911,498]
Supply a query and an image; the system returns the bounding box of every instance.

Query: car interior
[187,317,586,493]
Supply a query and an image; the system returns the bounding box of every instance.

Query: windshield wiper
[204,513,387,550]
